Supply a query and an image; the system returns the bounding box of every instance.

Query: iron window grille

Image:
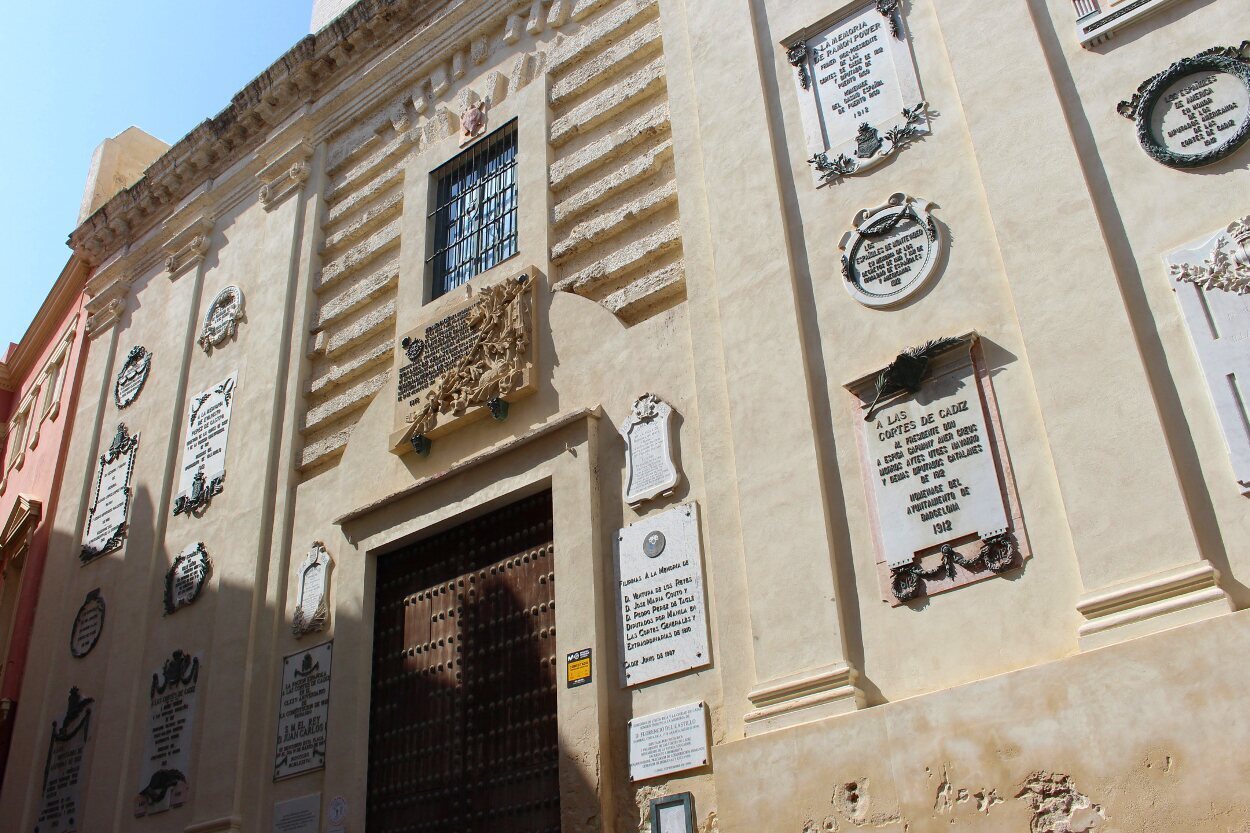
[427,121,519,299]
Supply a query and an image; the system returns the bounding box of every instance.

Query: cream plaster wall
[2,0,1247,831]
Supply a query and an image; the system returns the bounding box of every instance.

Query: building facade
[1,0,1248,831]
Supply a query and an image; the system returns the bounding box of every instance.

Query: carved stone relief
[1118,42,1250,169]
[839,193,944,308]
[115,346,152,409]
[198,286,245,353]
[292,542,333,637]
[621,393,680,504]
[786,1,927,184]
[392,270,538,455]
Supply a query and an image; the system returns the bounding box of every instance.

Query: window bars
[428,122,519,299]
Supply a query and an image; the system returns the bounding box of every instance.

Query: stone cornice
[0,256,89,392]
[67,0,496,268]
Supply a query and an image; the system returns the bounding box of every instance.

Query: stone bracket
[163,215,216,279]
[257,140,314,210]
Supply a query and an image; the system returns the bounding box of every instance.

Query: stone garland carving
[889,536,1018,602]
[1170,216,1250,294]
[406,274,533,450]
[839,193,944,308]
[163,543,213,615]
[81,424,140,564]
[292,542,333,637]
[197,285,245,353]
[1117,42,1250,169]
[115,346,152,409]
[810,104,927,183]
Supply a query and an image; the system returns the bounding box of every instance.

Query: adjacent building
[1,0,1248,831]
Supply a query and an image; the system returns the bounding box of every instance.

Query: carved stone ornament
[81,424,140,564]
[292,542,333,637]
[1169,216,1250,294]
[163,543,213,615]
[461,98,489,142]
[197,285,245,353]
[70,589,106,658]
[257,140,314,210]
[621,393,681,504]
[1117,42,1250,169]
[115,346,152,409]
[839,193,944,308]
[787,1,927,185]
[395,271,537,454]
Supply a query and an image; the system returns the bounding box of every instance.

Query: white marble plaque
[862,350,1008,568]
[114,346,152,409]
[274,641,333,781]
[173,372,237,515]
[789,2,926,181]
[136,651,200,817]
[628,702,709,782]
[273,793,321,833]
[164,543,213,615]
[35,689,94,833]
[292,543,333,637]
[81,424,139,562]
[621,393,680,504]
[198,285,245,353]
[840,193,944,308]
[616,503,710,687]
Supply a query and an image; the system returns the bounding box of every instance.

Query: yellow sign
[567,649,592,688]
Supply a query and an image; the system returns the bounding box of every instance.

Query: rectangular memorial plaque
[36,689,94,833]
[788,1,926,181]
[390,269,538,452]
[628,702,709,782]
[81,424,139,562]
[616,503,710,687]
[273,793,321,833]
[174,372,237,514]
[274,641,333,781]
[849,336,1028,603]
[136,651,200,817]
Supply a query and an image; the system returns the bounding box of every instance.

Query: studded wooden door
[368,490,560,833]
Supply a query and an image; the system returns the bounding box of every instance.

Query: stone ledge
[744,662,865,736]
[1076,561,1233,650]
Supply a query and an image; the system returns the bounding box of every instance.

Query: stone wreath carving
[1170,216,1250,294]
[407,274,533,440]
[890,534,1018,602]
[198,285,245,353]
[1117,42,1250,169]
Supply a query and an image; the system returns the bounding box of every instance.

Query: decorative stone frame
[620,393,681,504]
[1117,42,1250,169]
[838,192,945,309]
[114,346,153,410]
[846,335,1031,605]
[784,0,928,185]
[197,285,245,354]
[39,318,77,424]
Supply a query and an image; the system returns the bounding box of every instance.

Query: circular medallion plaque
[1119,45,1250,169]
[70,589,106,658]
[643,531,666,558]
[839,193,944,309]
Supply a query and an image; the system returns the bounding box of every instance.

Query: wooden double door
[368,490,560,833]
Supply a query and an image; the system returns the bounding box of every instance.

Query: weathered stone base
[716,609,1250,832]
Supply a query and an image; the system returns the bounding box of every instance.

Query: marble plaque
[1165,217,1250,493]
[391,270,537,453]
[788,1,927,183]
[274,641,333,781]
[70,590,105,658]
[292,542,333,637]
[114,346,152,409]
[1118,43,1250,168]
[164,543,213,615]
[616,503,710,687]
[273,793,321,833]
[173,372,237,516]
[198,285,244,353]
[35,688,94,833]
[861,349,1008,569]
[840,193,944,308]
[628,702,709,782]
[136,651,200,817]
[81,424,139,563]
[621,393,680,504]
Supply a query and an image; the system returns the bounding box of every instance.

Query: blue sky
[0,2,311,347]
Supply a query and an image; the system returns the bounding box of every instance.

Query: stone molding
[744,662,864,736]
[1076,561,1232,649]
[258,140,315,210]
[67,0,542,269]
[163,214,216,278]
[1170,215,1250,295]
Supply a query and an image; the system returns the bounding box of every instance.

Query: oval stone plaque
[70,589,106,658]
[164,543,213,615]
[1119,44,1250,169]
[839,193,944,309]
